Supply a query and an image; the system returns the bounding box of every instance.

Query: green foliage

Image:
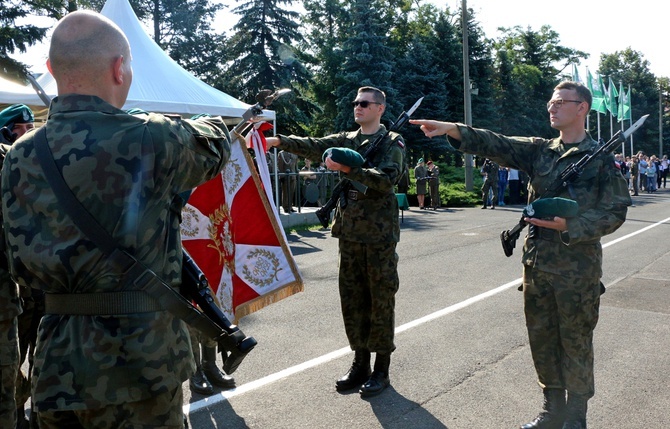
[406,162,480,207]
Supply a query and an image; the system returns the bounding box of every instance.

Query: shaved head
[48,10,133,107]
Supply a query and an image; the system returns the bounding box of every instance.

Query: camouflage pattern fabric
[523,266,600,397]
[277,127,405,354]
[0,317,19,428]
[36,384,183,429]
[1,94,231,414]
[278,125,406,243]
[450,124,630,398]
[339,240,399,354]
[0,142,21,428]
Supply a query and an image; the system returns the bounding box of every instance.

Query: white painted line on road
[185,215,670,414]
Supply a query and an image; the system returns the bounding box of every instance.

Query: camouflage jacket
[451,124,631,278]
[278,125,406,243]
[1,94,231,411]
[0,143,20,323]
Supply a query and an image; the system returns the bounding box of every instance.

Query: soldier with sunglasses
[266,86,406,398]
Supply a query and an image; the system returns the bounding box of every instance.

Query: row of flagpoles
[572,64,634,157]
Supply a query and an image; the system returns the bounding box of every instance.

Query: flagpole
[629,85,634,156]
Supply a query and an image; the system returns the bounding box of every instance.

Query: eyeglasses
[351,100,382,108]
[546,99,583,110]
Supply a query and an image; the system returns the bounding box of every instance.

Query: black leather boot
[189,366,214,395]
[336,350,371,391]
[359,353,390,398]
[520,388,566,429]
[202,345,236,389]
[562,393,588,429]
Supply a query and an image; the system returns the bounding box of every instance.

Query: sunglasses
[351,100,382,108]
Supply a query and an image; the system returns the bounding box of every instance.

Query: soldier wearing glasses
[411,81,631,429]
[265,86,406,398]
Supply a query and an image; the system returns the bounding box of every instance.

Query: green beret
[323,147,365,168]
[418,158,424,164]
[126,108,149,116]
[523,197,579,219]
[0,104,34,129]
[190,113,212,120]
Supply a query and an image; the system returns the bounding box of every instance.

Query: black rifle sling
[32,127,222,338]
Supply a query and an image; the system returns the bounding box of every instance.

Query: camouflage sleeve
[563,153,631,245]
[449,124,541,172]
[345,133,405,193]
[276,133,347,162]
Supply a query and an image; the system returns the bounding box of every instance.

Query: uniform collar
[48,94,126,119]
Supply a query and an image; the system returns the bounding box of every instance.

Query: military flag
[571,64,582,83]
[181,124,303,323]
[587,69,607,114]
[605,76,618,118]
[617,83,632,122]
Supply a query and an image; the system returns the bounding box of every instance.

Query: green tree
[0,0,50,82]
[599,48,661,156]
[333,0,397,131]
[219,0,311,134]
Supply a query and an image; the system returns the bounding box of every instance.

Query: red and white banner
[181,123,303,323]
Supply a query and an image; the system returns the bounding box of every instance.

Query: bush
[405,162,482,207]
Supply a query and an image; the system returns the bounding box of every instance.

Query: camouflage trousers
[338,240,399,355]
[36,384,185,429]
[523,266,600,397]
[0,317,19,428]
[481,180,498,205]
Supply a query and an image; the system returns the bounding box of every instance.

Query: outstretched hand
[409,119,460,140]
[325,156,351,174]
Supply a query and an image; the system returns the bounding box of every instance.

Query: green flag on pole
[572,64,582,83]
[617,85,632,121]
[587,70,607,114]
[605,77,618,118]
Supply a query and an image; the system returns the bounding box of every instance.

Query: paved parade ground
[182,188,670,428]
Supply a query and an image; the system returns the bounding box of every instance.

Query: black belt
[45,291,162,315]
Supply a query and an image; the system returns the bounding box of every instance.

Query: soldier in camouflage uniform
[412,81,631,429]
[480,159,499,209]
[0,11,231,429]
[266,86,406,398]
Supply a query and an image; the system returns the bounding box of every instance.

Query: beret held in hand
[523,197,579,219]
[323,147,365,168]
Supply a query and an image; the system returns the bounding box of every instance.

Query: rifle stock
[181,250,257,374]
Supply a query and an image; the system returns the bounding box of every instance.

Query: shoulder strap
[32,128,222,338]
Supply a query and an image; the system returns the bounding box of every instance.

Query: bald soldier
[1,10,232,428]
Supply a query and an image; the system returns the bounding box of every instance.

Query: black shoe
[481,205,487,209]
[336,350,371,391]
[203,367,236,389]
[490,206,495,209]
[520,388,566,429]
[189,368,214,395]
[359,371,390,397]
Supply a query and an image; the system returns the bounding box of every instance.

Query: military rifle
[500,114,649,257]
[315,97,424,228]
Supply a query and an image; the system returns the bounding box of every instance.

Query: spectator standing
[426,160,440,210]
[497,166,509,206]
[414,158,427,209]
[508,168,521,205]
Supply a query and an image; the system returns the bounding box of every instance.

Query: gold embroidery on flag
[181,205,199,237]
[223,156,243,192]
[207,204,235,272]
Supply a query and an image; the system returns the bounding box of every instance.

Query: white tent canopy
[0,0,269,120]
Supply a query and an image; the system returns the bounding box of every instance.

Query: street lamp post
[462,0,473,191]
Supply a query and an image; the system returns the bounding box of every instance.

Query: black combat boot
[202,345,236,389]
[520,388,566,429]
[336,349,371,391]
[359,353,390,398]
[189,366,213,395]
[561,393,588,429]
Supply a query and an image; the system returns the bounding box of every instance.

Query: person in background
[411,81,631,429]
[480,158,499,209]
[507,168,521,205]
[426,160,440,210]
[646,156,657,193]
[0,103,39,429]
[0,104,35,144]
[277,150,298,213]
[629,155,639,196]
[659,155,668,188]
[414,158,427,209]
[497,166,509,206]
